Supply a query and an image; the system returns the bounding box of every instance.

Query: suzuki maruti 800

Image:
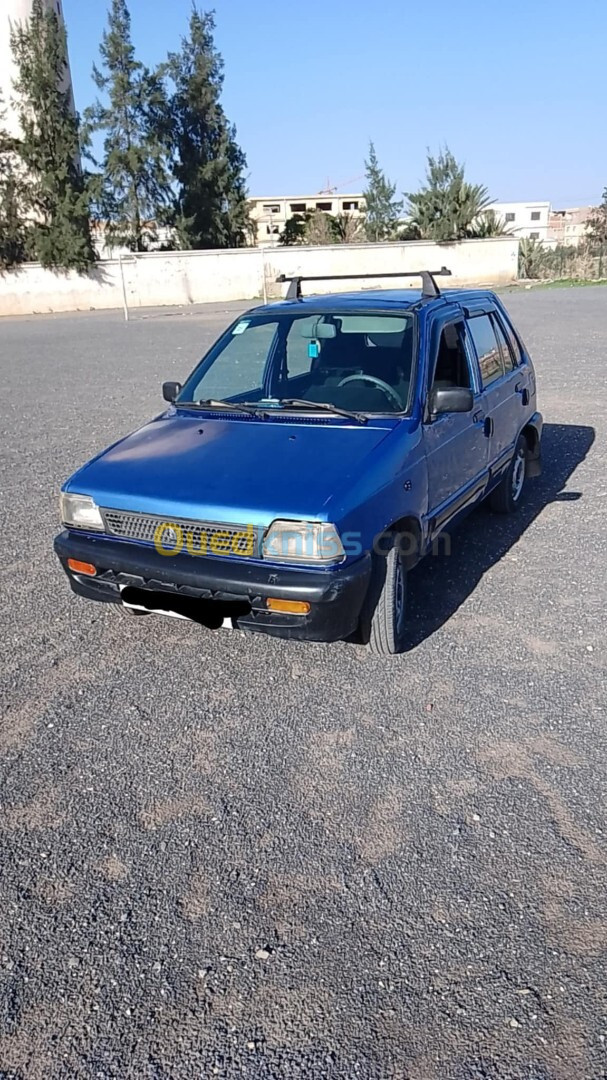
[55,270,542,655]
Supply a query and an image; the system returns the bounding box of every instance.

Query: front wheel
[490,434,527,514]
[367,540,408,656]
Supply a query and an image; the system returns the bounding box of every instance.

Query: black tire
[490,434,527,514]
[367,539,408,656]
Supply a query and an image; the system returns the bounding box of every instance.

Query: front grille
[102,509,260,557]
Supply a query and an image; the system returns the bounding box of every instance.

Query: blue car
[55,269,542,655]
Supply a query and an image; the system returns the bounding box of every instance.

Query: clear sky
[63,0,606,207]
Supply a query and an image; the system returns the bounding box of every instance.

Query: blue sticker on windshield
[308,341,320,359]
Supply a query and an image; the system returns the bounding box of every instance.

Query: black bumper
[54,531,372,643]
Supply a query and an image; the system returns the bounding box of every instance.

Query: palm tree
[467,209,512,238]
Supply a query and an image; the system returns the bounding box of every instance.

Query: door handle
[515,382,530,405]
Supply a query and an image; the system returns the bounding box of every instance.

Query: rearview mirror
[163,381,182,403]
[428,386,473,416]
[300,319,336,340]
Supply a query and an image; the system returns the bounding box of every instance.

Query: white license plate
[118,586,234,628]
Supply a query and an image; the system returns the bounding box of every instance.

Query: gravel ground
[0,287,605,1080]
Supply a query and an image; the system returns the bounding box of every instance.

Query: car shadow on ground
[404,422,596,650]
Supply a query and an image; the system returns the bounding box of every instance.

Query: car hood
[67,409,396,526]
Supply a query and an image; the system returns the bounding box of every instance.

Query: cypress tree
[166,8,250,249]
[0,103,28,270]
[10,0,95,271]
[363,141,403,242]
[85,0,172,252]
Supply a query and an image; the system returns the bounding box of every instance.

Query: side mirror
[428,386,474,416]
[163,381,182,403]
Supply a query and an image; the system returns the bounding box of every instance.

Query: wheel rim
[512,448,526,501]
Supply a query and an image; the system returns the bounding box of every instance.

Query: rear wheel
[367,539,408,656]
[490,434,527,514]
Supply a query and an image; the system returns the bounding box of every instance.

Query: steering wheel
[337,374,404,410]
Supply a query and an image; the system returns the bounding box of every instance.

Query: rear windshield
[177,310,416,415]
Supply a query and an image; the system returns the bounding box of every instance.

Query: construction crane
[317,174,365,195]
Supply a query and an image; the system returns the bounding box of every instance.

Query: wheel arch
[521,418,542,477]
[387,513,424,570]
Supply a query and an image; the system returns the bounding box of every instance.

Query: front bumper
[54,531,372,643]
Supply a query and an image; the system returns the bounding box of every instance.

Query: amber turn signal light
[266,598,310,615]
[67,558,97,577]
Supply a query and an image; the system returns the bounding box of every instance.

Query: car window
[184,320,277,402]
[285,315,320,379]
[467,314,505,388]
[502,318,524,366]
[178,311,416,414]
[491,314,515,373]
[431,322,472,390]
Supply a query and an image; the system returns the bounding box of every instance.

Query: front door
[424,319,490,537]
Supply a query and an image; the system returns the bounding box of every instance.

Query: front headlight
[262,519,345,565]
[60,492,104,531]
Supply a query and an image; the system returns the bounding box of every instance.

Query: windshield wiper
[176,399,266,416]
[277,398,368,424]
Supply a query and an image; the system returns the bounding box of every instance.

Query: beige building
[548,206,593,247]
[249,192,365,246]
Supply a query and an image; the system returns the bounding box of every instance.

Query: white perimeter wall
[0,237,519,318]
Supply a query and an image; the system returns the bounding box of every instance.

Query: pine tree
[405,147,492,242]
[0,103,28,270]
[85,0,172,252]
[363,142,403,242]
[165,8,250,249]
[10,0,94,271]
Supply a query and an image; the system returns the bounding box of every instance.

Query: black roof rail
[276,267,452,301]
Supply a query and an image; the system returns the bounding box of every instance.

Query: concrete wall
[0,237,520,318]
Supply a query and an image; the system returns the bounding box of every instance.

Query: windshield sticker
[232,320,250,335]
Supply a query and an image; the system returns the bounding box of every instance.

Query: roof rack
[276,267,452,301]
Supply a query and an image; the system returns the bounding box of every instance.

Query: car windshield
[176,310,416,415]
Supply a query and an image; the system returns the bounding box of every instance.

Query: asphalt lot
[0,286,606,1080]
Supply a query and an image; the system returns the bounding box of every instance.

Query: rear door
[466,308,523,479]
[423,315,490,536]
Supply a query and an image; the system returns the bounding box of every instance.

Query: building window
[342,201,359,211]
[530,211,541,221]
[316,201,333,212]
[262,204,280,214]
[529,231,540,240]
[290,203,306,213]
[505,212,516,222]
